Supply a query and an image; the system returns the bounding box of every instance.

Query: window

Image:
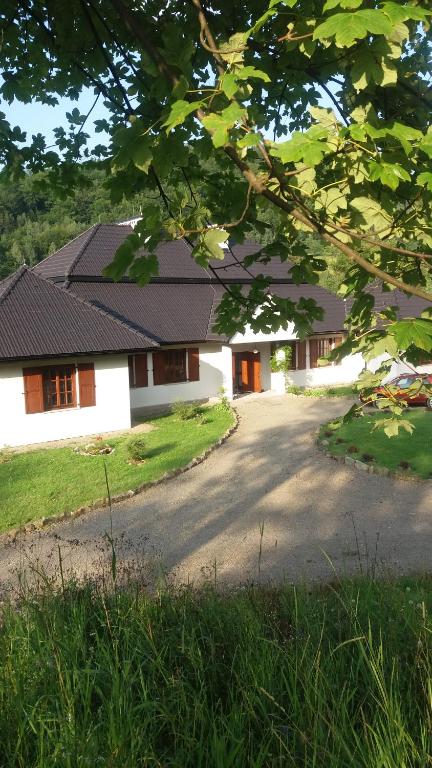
[152,348,199,385]
[42,366,76,410]
[23,363,96,414]
[128,354,148,388]
[164,349,187,383]
[309,336,342,368]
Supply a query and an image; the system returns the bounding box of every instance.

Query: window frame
[42,364,77,411]
[163,349,187,384]
[309,336,342,369]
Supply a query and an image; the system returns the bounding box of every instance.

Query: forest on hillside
[0,164,348,291]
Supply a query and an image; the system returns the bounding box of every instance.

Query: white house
[0,223,430,448]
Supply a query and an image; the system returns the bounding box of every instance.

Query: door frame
[232,350,262,393]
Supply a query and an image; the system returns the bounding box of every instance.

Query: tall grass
[0,576,431,766]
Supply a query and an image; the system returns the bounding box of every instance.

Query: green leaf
[351,47,397,91]
[203,228,229,259]
[314,10,392,48]
[172,75,189,100]
[324,0,362,10]
[382,2,430,24]
[368,160,410,190]
[390,318,432,351]
[220,66,270,99]
[417,172,432,190]
[237,133,261,149]
[419,128,432,159]
[219,33,248,66]
[373,417,414,437]
[350,197,392,232]
[271,126,329,166]
[193,228,229,264]
[163,100,201,133]
[201,103,246,148]
[131,138,152,173]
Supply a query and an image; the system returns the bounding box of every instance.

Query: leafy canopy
[1,0,432,433]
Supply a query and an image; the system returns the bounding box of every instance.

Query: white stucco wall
[367,354,432,382]
[286,352,365,387]
[130,344,230,411]
[0,355,131,448]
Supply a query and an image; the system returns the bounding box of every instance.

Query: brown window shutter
[128,355,134,387]
[188,348,200,382]
[78,362,96,407]
[23,367,44,414]
[296,341,306,370]
[309,339,319,369]
[134,354,148,387]
[152,351,166,385]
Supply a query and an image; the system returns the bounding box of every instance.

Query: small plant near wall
[217,386,231,412]
[270,345,293,374]
[126,435,148,463]
[171,400,199,421]
[0,446,13,464]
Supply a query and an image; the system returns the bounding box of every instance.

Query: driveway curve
[1,392,432,594]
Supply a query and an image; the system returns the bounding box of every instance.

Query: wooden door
[252,354,261,392]
[233,351,261,393]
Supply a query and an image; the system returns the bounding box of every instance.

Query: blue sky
[1,89,110,150]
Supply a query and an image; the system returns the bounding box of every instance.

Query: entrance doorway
[232,351,262,394]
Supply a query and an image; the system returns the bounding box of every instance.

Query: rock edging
[6,407,239,541]
[315,433,429,483]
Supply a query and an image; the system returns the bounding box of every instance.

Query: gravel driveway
[1,392,432,594]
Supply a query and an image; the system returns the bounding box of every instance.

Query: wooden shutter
[78,362,96,407]
[296,341,306,370]
[188,347,200,382]
[152,351,166,385]
[128,355,134,387]
[309,339,319,369]
[134,354,148,387]
[23,367,44,414]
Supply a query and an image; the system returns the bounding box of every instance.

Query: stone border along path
[0,391,432,597]
[317,435,432,482]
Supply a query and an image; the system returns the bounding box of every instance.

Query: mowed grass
[0,405,234,532]
[322,408,432,478]
[1,577,432,767]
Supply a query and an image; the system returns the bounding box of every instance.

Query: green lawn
[288,384,357,397]
[0,576,431,766]
[322,408,432,478]
[0,405,234,532]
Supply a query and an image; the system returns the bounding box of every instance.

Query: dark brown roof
[3,224,361,360]
[69,281,218,343]
[345,285,432,321]
[34,224,134,281]
[33,223,294,284]
[0,268,156,362]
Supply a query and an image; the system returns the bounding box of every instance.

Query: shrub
[286,385,303,396]
[0,446,13,464]
[216,386,231,412]
[171,400,198,421]
[126,435,148,462]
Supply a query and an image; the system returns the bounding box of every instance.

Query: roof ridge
[33,224,97,273]
[66,223,100,281]
[28,268,158,347]
[0,265,28,306]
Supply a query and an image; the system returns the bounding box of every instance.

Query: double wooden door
[233,351,262,393]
